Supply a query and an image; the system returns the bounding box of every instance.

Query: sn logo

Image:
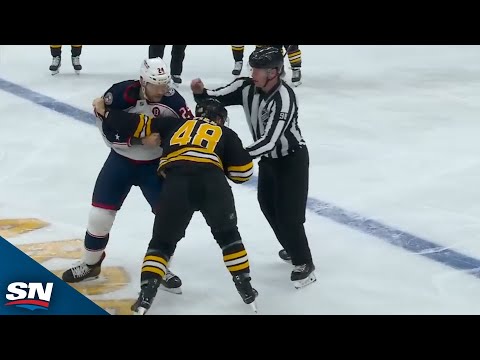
[4,282,54,311]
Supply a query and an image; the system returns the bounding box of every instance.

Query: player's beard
[141,86,164,103]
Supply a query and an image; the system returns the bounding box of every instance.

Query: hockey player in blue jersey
[62,57,193,294]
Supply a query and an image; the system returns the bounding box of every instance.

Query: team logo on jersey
[152,107,161,116]
[261,108,271,125]
[5,282,53,311]
[104,92,113,105]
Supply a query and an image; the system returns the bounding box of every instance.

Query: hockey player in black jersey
[94,97,258,315]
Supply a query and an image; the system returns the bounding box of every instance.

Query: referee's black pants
[257,146,313,266]
[148,45,187,76]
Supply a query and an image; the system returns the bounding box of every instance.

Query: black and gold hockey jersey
[101,109,254,184]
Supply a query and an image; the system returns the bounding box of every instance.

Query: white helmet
[140,57,171,86]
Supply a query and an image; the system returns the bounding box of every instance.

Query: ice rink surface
[1,45,480,314]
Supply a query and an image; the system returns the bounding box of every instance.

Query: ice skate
[61,252,106,283]
[232,61,243,76]
[233,273,258,313]
[291,263,316,289]
[278,249,292,264]
[50,56,61,75]
[131,278,161,315]
[71,56,82,75]
[159,269,182,294]
[172,75,182,86]
[292,67,302,87]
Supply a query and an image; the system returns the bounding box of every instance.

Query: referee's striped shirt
[194,77,306,159]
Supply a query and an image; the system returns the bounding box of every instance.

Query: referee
[191,46,315,289]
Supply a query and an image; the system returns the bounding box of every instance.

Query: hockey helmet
[140,57,171,86]
[248,46,284,71]
[195,98,229,126]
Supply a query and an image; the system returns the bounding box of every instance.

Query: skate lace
[52,57,60,66]
[71,262,90,278]
[72,56,80,65]
[163,270,175,281]
[293,264,307,273]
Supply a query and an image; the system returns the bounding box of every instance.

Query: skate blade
[249,301,258,313]
[132,307,148,315]
[65,275,100,284]
[75,70,81,75]
[159,283,182,295]
[292,81,302,87]
[293,272,316,289]
[51,70,59,76]
[281,258,293,265]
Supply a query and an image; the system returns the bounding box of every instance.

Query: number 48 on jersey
[170,119,223,153]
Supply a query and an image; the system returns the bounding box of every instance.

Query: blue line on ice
[2,77,479,277]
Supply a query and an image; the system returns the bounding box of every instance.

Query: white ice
[1,45,480,314]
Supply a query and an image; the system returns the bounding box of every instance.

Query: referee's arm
[194,78,247,107]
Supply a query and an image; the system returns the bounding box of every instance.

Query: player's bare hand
[191,78,204,94]
[92,97,106,116]
[142,133,161,147]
